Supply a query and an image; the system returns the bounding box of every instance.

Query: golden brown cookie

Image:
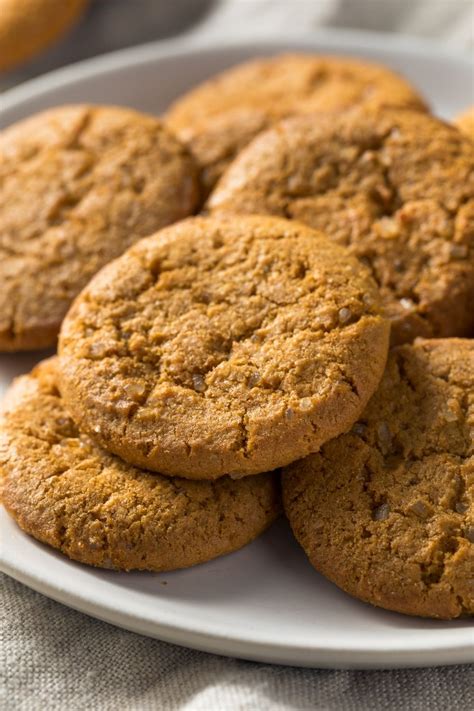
[209,108,474,345]
[0,104,199,352]
[454,106,474,140]
[0,358,280,571]
[283,338,474,619]
[58,215,390,480]
[165,53,427,195]
[0,0,88,72]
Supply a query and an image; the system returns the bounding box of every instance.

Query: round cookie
[0,104,199,352]
[58,215,390,480]
[454,106,474,140]
[165,53,427,195]
[282,338,474,619]
[0,358,280,572]
[0,0,88,72]
[209,108,474,345]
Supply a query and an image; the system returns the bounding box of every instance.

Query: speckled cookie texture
[58,215,390,480]
[165,53,427,195]
[0,0,88,72]
[209,108,474,345]
[0,104,199,352]
[0,358,281,571]
[454,106,474,140]
[282,338,474,619]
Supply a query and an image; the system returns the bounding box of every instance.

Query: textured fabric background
[1,1,473,709]
[2,575,473,710]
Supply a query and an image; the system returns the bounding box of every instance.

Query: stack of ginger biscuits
[0,54,473,621]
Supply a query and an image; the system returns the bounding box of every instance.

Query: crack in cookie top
[0,358,281,571]
[58,215,390,479]
[208,108,474,345]
[0,104,199,351]
[282,338,474,619]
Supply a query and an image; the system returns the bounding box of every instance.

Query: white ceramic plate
[1,31,473,669]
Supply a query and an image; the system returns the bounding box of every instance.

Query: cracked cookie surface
[209,108,474,345]
[58,215,390,479]
[454,106,474,140]
[282,338,474,619]
[0,358,280,571]
[165,53,427,195]
[0,104,199,351]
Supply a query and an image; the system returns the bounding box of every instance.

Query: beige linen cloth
[1,1,473,709]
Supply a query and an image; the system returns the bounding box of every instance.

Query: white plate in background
[1,29,473,124]
[1,31,473,669]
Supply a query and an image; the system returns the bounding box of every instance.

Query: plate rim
[1,29,473,669]
[1,28,472,121]
[2,513,473,669]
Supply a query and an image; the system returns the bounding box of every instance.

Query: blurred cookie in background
[454,106,474,139]
[165,53,428,195]
[0,0,215,89]
[0,0,88,72]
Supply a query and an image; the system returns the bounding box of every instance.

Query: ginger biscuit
[0,104,199,351]
[58,215,390,480]
[165,53,427,195]
[209,108,474,345]
[282,339,474,619]
[454,106,474,140]
[0,358,281,571]
[0,0,88,72]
